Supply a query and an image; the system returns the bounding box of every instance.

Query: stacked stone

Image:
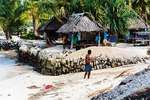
[43,56,146,75]
[18,45,42,71]
[0,40,20,50]
[18,40,47,68]
[40,58,85,75]
[18,45,147,76]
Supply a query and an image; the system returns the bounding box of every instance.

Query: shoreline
[0,50,33,81]
[0,48,150,100]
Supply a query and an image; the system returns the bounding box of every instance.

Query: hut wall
[81,32,96,43]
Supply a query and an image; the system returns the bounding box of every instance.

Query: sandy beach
[1,0,150,99]
[0,47,150,100]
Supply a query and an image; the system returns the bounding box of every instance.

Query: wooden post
[98,32,101,46]
[71,34,73,49]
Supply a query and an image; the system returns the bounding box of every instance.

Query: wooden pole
[71,33,73,49]
[98,32,101,46]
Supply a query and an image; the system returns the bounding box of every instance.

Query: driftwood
[88,85,112,98]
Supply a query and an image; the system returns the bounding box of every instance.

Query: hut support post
[71,34,73,49]
[98,32,101,46]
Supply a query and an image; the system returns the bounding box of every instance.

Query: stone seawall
[0,40,20,50]
[18,45,148,76]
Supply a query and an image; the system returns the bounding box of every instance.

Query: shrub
[21,32,35,40]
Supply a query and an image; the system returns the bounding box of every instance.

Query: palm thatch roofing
[128,18,150,30]
[57,13,103,33]
[37,23,47,33]
[37,17,67,33]
[133,31,150,35]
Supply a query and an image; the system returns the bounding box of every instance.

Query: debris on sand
[92,68,150,100]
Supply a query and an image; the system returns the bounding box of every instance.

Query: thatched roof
[37,23,48,33]
[133,32,150,35]
[128,18,150,30]
[57,13,103,33]
[37,17,67,33]
[95,22,107,31]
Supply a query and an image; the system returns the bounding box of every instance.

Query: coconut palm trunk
[4,30,11,40]
[32,15,39,38]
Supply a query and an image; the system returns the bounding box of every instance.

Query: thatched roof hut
[37,23,47,33]
[37,17,67,46]
[57,13,103,33]
[128,18,150,30]
[37,17,67,33]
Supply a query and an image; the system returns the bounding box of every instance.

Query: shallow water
[0,53,16,68]
[0,52,32,81]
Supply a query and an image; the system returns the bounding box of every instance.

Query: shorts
[84,64,92,72]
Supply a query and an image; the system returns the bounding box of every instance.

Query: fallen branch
[88,85,112,98]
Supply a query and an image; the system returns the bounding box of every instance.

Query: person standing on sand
[84,50,93,79]
[62,34,68,50]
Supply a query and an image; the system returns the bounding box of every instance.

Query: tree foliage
[0,0,25,39]
[98,0,137,34]
[0,0,149,39]
[132,0,150,24]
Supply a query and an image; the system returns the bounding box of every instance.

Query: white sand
[66,46,148,60]
[0,36,6,40]
[0,63,149,100]
[0,46,150,100]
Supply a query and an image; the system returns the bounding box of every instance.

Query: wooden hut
[37,17,67,46]
[127,18,150,44]
[128,18,150,30]
[57,13,103,48]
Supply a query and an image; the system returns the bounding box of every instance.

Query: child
[84,50,92,79]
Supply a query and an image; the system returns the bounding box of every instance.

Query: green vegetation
[0,0,25,39]
[132,0,150,23]
[0,0,150,39]
[21,32,35,40]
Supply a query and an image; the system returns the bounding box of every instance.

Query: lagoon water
[0,52,32,81]
[0,53,17,80]
[0,53,16,68]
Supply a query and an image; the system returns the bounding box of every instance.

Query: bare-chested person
[84,50,92,79]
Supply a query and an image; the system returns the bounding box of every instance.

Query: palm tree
[0,0,25,39]
[97,0,136,35]
[22,0,66,38]
[23,0,41,37]
[60,0,105,24]
[132,0,150,24]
